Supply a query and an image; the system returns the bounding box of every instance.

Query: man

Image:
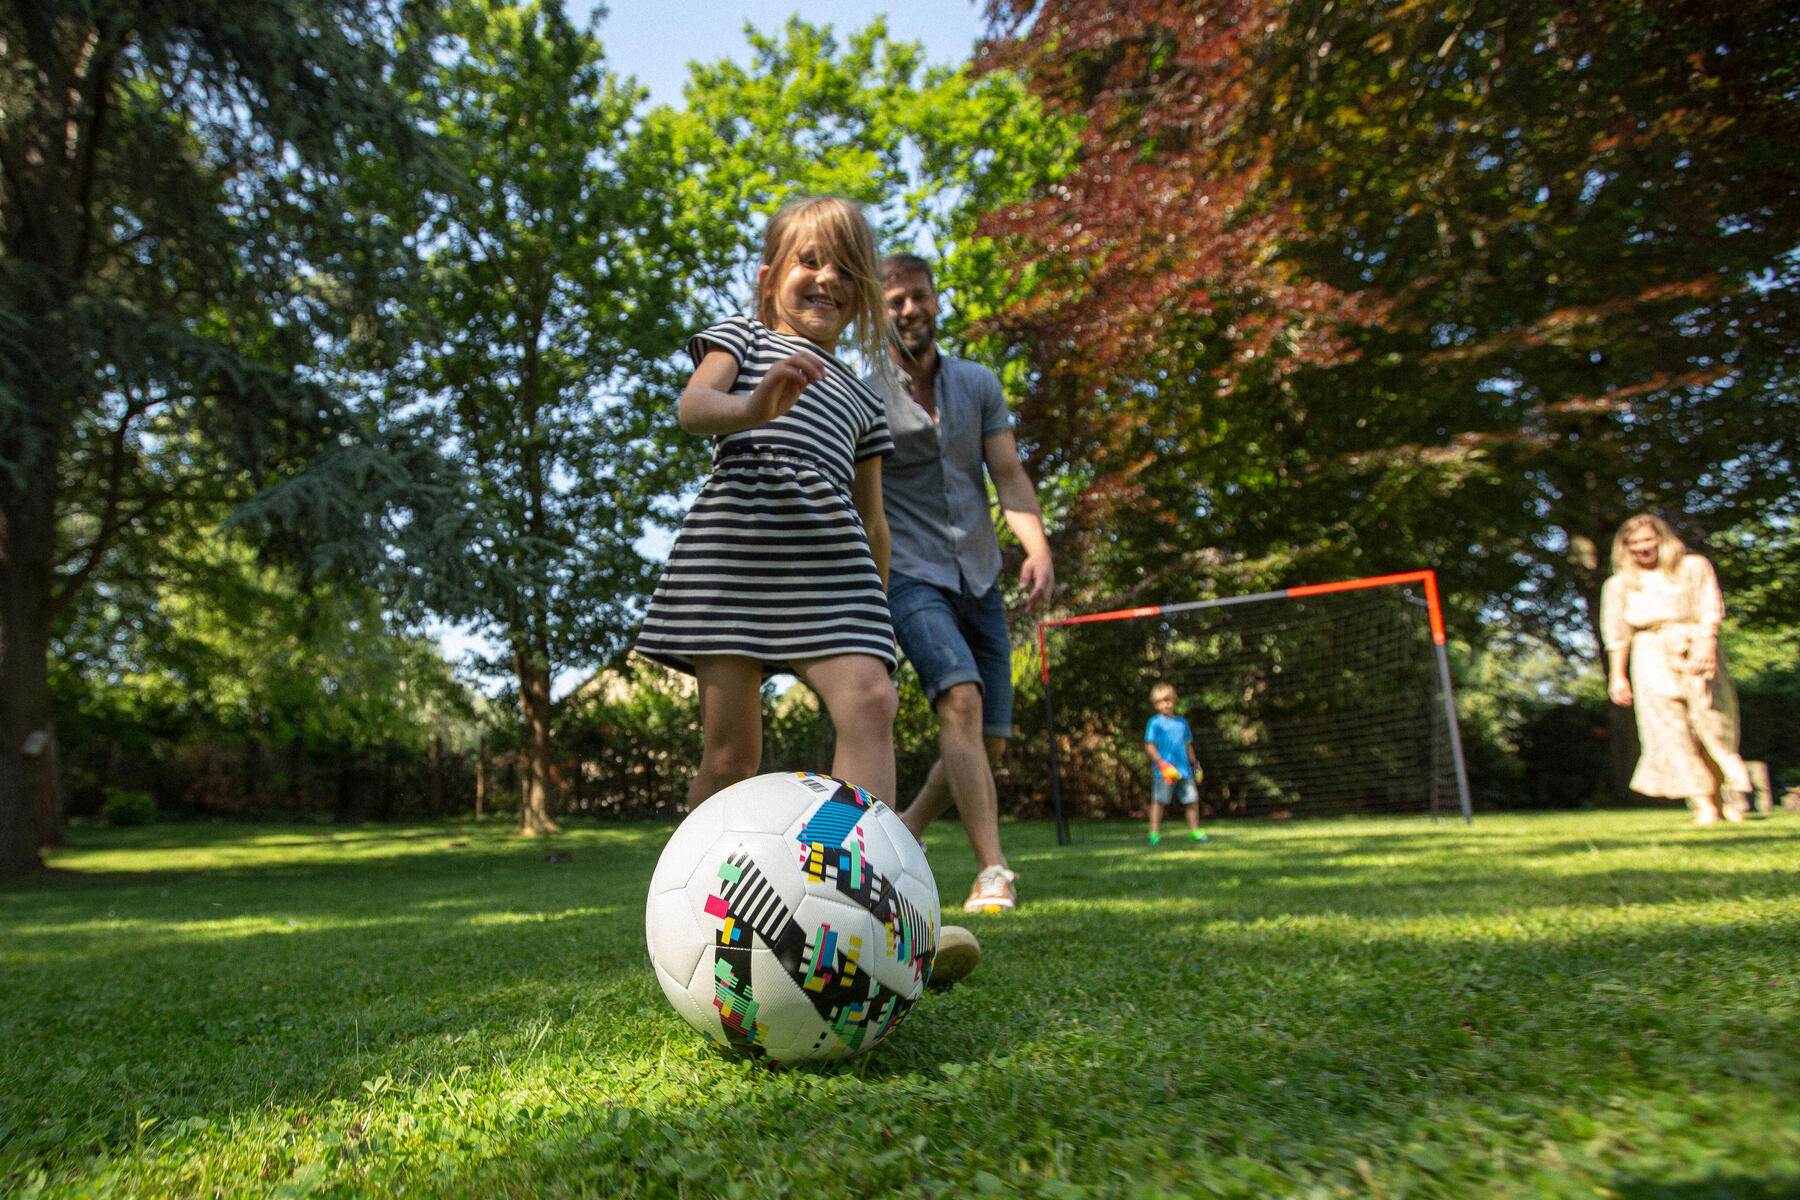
[871,253,1055,914]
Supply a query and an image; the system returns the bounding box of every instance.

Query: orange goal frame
[1035,570,1473,843]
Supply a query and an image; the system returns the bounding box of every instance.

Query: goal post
[1035,570,1473,844]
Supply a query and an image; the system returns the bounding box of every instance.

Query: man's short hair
[881,252,935,287]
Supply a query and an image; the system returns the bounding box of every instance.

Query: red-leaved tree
[978,1,1799,646]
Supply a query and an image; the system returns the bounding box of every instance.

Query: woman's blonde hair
[756,196,888,365]
[1611,512,1687,577]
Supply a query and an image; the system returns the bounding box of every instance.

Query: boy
[1144,683,1207,844]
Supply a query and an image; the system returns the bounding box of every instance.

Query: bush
[100,787,157,826]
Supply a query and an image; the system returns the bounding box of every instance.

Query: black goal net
[1036,572,1471,840]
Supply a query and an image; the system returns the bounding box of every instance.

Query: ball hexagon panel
[647,795,729,895]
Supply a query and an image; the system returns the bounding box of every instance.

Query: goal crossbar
[1035,570,1472,843]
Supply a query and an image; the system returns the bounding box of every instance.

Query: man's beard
[895,317,936,360]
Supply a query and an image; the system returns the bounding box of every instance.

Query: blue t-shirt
[1145,714,1194,780]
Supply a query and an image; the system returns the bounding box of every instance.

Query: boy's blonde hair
[757,196,888,365]
[1150,683,1177,705]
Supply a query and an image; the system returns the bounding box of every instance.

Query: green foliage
[4,813,1798,1197]
[97,788,155,827]
[645,16,1076,355]
[51,528,484,817]
[3,0,444,576]
[1726,621,1800,785]
[550,663,942,816]
[1450,634,1612,809]
[1714,514,1800,629]
[384,0,694,670]
[551,664,702,816]
[649,16,927,312]
[1,0,446,868]
[978,1,1800,650]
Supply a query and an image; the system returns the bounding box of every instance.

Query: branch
[46,391,153,616]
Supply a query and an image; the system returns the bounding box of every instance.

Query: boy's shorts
[888,571,1015,739]
[1152,777,1199,806]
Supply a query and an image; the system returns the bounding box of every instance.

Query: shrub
[100,787,157,826]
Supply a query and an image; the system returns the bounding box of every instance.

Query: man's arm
[983,428,1054,611]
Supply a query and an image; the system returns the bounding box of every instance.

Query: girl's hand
[679,349,824,435]
[744,352,826,425]
[1608,676,1633,707]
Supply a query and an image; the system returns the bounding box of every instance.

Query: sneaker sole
[930,927,982,987]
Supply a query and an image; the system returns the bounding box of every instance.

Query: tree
[977,0,1800,650]
[649,17,930,315]
[391,0,698,835]
[1256,0,1800,642]
[649,15,1074,339]
[973,0,1385,611]
[0,1,439,872]
[53,525,479,813]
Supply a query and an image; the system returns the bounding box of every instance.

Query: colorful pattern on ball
[645,772,941,1063]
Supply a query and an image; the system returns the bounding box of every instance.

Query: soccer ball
[645,771,941,1063]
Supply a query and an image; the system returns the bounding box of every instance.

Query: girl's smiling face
[762,242,853,351]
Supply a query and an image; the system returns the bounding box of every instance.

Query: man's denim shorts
[888,571,1015,738]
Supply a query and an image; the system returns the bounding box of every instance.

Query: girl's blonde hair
[757,196,888,365]
[1611,512,1687,578]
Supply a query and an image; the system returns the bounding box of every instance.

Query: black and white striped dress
[636,315,896,677]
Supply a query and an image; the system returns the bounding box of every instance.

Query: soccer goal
[1035,570,1472,843]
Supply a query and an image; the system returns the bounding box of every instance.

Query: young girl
[636,196,899,810]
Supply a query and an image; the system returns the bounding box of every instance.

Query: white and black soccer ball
[645,772,941,1063]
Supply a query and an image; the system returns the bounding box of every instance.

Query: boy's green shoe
[1148,832,1161,845]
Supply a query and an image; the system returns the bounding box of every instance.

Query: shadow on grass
[3,819,677,894]
[1610,1175,1800,1200]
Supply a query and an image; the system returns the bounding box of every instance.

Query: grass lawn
[3,808,1798,1199]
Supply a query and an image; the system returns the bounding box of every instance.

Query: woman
[1600,514,1753,824]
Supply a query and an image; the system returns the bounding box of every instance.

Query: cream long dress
[1600,554,1751,799]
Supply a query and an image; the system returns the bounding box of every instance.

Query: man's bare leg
[901,681,1008,870]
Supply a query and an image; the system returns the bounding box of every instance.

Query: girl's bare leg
[793,653,898,807]
[689,655,765,809]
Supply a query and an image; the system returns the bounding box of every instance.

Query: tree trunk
[0,459,61,874]
[428,735,444,816]
[514,644,560,836]
[32,723,65,849]
[476,735,487,818]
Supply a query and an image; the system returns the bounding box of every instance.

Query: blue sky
[576,1,991,107]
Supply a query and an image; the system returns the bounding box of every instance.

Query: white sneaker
[930,924,981,988]
[963,865,1019,913]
